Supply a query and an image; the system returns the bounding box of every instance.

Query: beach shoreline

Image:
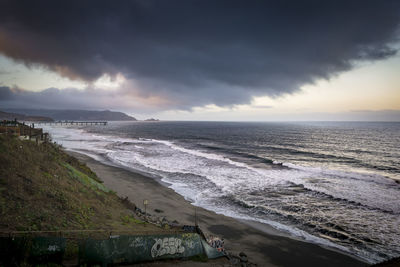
[69,150,367,266]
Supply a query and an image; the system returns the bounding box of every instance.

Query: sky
[0,0,399,121]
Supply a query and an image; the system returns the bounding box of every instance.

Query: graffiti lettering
[47,245,59,252]
[151,237,185,258]
[129,237,146,248]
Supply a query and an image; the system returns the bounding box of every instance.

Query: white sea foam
[43,125,400,263]
[45,126,400,212]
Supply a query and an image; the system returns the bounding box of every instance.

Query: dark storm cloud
[0,86,102,110]
[0,0,400,108]
[0,86,169,113]
[0,86,15,100]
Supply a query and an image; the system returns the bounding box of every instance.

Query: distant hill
[0,110,53,122]
[4,109,137,121]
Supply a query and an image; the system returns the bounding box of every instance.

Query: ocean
[42,121,400,263]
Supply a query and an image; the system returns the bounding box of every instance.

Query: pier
[37,121,108,126]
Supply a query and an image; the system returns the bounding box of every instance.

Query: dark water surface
[44,121,400,263]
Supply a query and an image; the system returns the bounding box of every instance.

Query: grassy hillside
[0,135,161,233]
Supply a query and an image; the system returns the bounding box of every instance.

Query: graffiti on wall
[47,245,60,252]
[151,237,185,258]
[129,237,146,249]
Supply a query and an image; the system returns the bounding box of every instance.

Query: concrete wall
[1,232,225,265]
[79,233,206,265]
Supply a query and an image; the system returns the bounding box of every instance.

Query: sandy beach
[70,151,367,267]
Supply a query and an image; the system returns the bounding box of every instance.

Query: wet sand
[70,151,368,267]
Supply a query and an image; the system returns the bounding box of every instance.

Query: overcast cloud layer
[0,0,400,109]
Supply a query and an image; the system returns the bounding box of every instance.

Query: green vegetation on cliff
[0,135,159,233]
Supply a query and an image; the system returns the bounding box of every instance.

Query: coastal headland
[0,134,228,266]
[0,130,368,266]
